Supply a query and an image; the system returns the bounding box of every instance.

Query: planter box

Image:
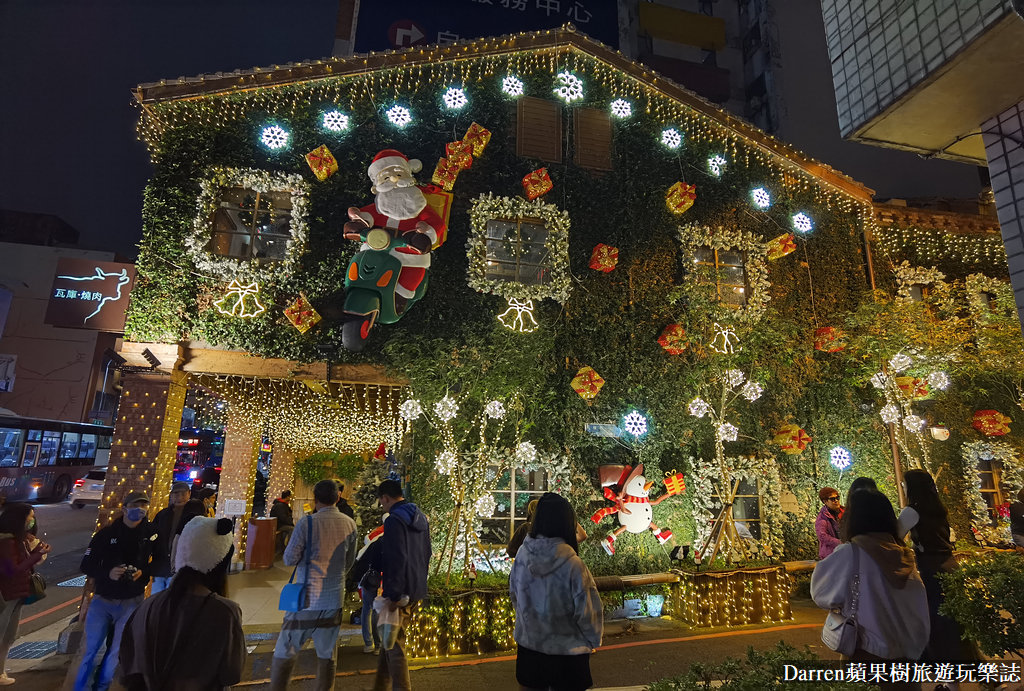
[670,565,792,628]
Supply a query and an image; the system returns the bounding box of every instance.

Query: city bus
[0,414,113,502]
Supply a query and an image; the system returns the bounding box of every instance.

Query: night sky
[2,0,980,259]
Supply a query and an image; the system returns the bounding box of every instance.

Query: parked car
[70,467,106,508]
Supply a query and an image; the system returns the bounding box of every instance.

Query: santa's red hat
[368,149,422,180]
[374,442,387,461]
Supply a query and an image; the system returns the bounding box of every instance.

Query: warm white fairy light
[386,104,412,127]
[889,353,913,373]
[880,404,900,424]
[903,415,926,432]
[501,75,524,97]
[260,125,289,149]
[442,87,468,110]
[623,411,648,437]
[553,71,583,102]
[436,450,457,475]
[830,446,852,470]
[474,494,497,518]
[724,369,746,388]
[399,399,423,421]
[515,441,537,465]
[927,371,951,391]
[870,373,887,389]
[322,110,349,132]
[689,398,710,418]
[610,98,632,118]
[707,155,727,176]
[718,422,739,442]
[751,187,771,209]
[434,396,458,422]
[661,128,682,149]
[740,381,763,402]
[792,212,813,233]
[484,400,506,419]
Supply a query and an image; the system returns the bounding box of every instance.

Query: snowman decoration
[590,464,676,555]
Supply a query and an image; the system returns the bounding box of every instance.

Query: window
[60,432,80,459]
[712,477,763,541]
[694,246,748,306]
[480,466,550,546]
[0,428,24,468]
[206,187,293,261]
[977,457,1006,525]
[573,108,613,171]
[517,97,562,162]
[908,284,931,302]
[78,434,98,459]
[40,431,60,466]
[483,218,552,285]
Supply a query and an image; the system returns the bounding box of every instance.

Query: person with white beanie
[118,517,245,690]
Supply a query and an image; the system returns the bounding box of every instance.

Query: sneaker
[0,674,15,686]
[362,645,377,654]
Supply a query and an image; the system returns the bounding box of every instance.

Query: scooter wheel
[342,317,371,352]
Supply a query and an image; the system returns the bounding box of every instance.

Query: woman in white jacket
[811,488,930,666]
[509,492,603,691]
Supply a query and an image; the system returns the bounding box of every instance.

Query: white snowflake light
[622,410,648,437]
[442,87,468,110]
[661,128,682,149]
[610,99,632,118]
[436,450,457,475]
[399,399,423,421]
[927,371,951,391]
[386,104,412,127]
[433,395,458,422]
[740,381,763,402]
[724,369,746,388]
[889,353,913,373]
[260,125,289,149]
[501,75,524,97]
[474,494,497,518]
[870,372,888,389]
[880,404,900,424]
[903,415,926,433]
[322,110,350,132]
[688,398,711,418]
[708,155,727,176]
[515,441,537,465]
[829,446,852,470]
[751,187,771,209]
[553,71,584,102]
[484,400,506,419]
[718,422,739,442]
[792,212,814,233]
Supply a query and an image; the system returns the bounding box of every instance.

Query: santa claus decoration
[590,464,681,555]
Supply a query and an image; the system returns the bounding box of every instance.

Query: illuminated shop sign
[44,259,136,331]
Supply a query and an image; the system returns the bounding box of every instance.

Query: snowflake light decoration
[442,87,468,110]
[501,75,524,97]
[927,371,951,391]
[553,71,584,102]
[889,353,913,373]
[870,372,888,389]
[688,398,711,418]
[484,400,506,419]
[751,187,771,209]
[718,422,739,442]
[436,450,457,475]
[903,415,926,432]
[386,104,412,127]
[260,125,289,149]
[322,110,350,132]
[707,155,727,176]
[622,411,648,437]
[661,128,682,149]
[515,441,537,465]
[433,395,458,422]
[399,399,423,421]
[610,99,632,118]
[880,404,901,424]
[724,369,746,388]
[740,381,763,402]
[792,212,814,233]
[829,446,852,470]
[474,494,497,518]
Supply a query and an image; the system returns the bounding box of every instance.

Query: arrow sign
[389,20,426,48]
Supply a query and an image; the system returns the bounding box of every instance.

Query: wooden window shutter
[517,97,562,163]
[573,107,612,171]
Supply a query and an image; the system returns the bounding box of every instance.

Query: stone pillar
[218,408,260,556]
[983,101,1024,333]
[99,369,187,528]
[266,446,296,517]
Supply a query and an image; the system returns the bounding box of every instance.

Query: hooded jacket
[509,535,603,656]
[377,500,430,604]
[815,504,842,559]
[811,533,930,660]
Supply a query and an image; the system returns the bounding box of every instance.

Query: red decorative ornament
[813,327,846,353]
[304,145,338,181]
[522,168,553,200]
[463,122,492,157]
[571,366,605,400]
[589,244,619,272]
[445,139,474,171]
[773,424,811,455]
[972,410,1012,436]
[657,324,688,355]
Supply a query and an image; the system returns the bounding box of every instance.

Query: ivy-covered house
[115,24,1021,589]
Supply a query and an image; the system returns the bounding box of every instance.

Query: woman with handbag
[0,503,51,686]
[812,489,929,684]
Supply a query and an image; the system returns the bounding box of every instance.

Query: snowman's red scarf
[590,488,649,524]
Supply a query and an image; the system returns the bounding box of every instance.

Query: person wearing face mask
[0,503,50,686]
[76,491,155,691]
[149,482,192,594]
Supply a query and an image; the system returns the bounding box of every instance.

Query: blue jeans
[74,595,142,691]
[150,576,172,594]
[361,589,380,649]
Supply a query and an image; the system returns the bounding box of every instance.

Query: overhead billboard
[44,258,136,332]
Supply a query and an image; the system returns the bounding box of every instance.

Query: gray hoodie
[509,535,603,656]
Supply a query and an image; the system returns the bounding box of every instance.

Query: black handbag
[24,572,46,605]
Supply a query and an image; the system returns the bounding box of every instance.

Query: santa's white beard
[375,184,427,220]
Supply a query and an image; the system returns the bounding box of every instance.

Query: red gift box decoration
[522,168,553,200]
[664,471,686,495]
[657,324,688,355]
[895,376,930,400]
[665,182,697,215]
[283,293,322,333]
[304,144,339,182]
[589,243,619,272]
[814,327,846,353]
[766,233,797,261]
[463,122,492,157]
[972,410,1012,436]
[445,139,474,171]
[773,424,811,455]
[571,366,605,400]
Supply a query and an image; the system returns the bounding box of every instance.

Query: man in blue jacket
[372,480,430,691]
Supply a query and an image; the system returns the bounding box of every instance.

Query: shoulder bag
[820,544,860,657]
[279,515,313,612]
[23,572,46,605]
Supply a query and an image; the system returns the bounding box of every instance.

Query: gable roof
[134,24,873,204]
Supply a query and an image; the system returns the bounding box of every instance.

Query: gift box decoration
[463,122,492,157]
[283,293,322,333]
[972,409,1012,436]
[665,182,697,215]
[657,324,688,355]
[571,366,605,400]
[522,168,553,200]
[431,157,462,191]
[421,184,453,249]
[895,376,930,400]
[813,326,846,353]
[766,233,797,261]
[445,139,474,171]
[589,243,619,272]
[663,471,686,496]
[773,424,811,455]
[305,145,339,182]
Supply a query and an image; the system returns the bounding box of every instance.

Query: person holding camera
[75,491,154,691]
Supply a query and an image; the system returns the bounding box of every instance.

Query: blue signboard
[354,0,619,53]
